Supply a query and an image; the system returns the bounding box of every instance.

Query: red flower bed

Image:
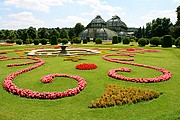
[2,57,87,99]
[102,53,172,83]
[76,63,97,70]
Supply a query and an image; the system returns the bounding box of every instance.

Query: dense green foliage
[50,35,58,45]
[138,38,147,46]
[162,35,172,47]
[33,39,40,45]
[95,38,102,44]
[15,39,23,45]
[122,38,130,44]
[40,38,48,45]
[112,36,118,44]
[150,37,160,46]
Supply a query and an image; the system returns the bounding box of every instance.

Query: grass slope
[0,44,180,120]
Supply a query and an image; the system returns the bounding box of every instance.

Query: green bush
[40,38,47,45]
[122,38,130,44]
[118,36,121,43]
[61,38,68,44]
[112,36,118,44]
[150,37,160,46]
[95,38,102,44]
[57,38,62,44]
[33,39,39,45]
[6,39,14,43]
[83,39,87,44]
[175,37,180,48]
[162,35,172,47]
[86,37,90,42]
[15,39,23,45]
[50,36,58,45]
[138,38,147,46]
[146,38,149,45]
[72,37,81,44]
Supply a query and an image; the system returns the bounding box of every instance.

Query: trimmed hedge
[50,35,58,45]
[112,36,118,44]
[138,38,147,46]
[15,39,23,45]
[150,37,160,46]
[162,35,172,47]
[122,38,130,44]
[175,37,180,48]
[40,38,48,45]
[33,39,39,45]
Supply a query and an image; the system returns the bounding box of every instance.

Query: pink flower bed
[103,53,172,83]
[76,63,97,70]
[3,57,87,99]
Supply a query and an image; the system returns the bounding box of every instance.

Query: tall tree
[50,28,59,37]
[38,28,49,39]
[27,26,37,39]
[68,28,75,39]
[59,29,68,39]
[173,6,180,38]
[74,23,84,37]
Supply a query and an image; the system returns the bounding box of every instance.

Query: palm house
[79,15,118,41]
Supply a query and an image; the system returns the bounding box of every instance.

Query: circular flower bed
[76,63,97,70]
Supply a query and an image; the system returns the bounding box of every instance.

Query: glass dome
[87,15,106,28]
[107,15,127,32]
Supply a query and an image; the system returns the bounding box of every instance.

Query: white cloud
[141,9,177,24]
[76,0,125,19]
[54,16,89,27]
[3,12,44,29]
[173,0,180,2]
[4,0,74,12]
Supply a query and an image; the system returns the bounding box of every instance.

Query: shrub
[72,37,81,44]
[86,37,90,42]
[146,38,150,45]
[95,38,102,44]
[15,39,23,45]
[83,39,87,44]
[40,38,47,45]
[162,35,172,47]
[175,37,180,48]
[57,38,62,44]
[112,36,118,44]
[33,39,39,45]
[150,37,160,46]
[6,39,14,43]
[50,35,58,45]
[118,36,121,43]
[61,38,68,44]
[172,38,176,45]
[122,38,130,44]
[138,38,147,46]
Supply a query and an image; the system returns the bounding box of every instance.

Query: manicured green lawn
[0,44,180,120]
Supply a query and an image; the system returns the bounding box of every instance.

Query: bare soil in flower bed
[0,44,180,120]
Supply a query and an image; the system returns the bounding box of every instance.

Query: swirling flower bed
[2,57,87,99]
[103,53,172,83]
[76,63,97,70]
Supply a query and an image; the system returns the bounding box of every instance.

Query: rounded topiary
[95,38,102,44]
[57,38,62,44]
[61,38,68,45]
[138,38,147,46]
[122,38,130,44]
[33,39,39,45]
[150,37,160,46]
[50,35,58,45]
[162,35,172,47]
[73,37,81,44]
[112,36,118,44]
[40,38,47,45]
[15,39,23,45]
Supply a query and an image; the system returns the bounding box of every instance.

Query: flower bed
[3,57,87,99]
[102,52,172,83]
[89,84,161,108]
[76,63,97,70]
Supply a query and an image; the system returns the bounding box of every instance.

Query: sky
[0,0,180,30]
